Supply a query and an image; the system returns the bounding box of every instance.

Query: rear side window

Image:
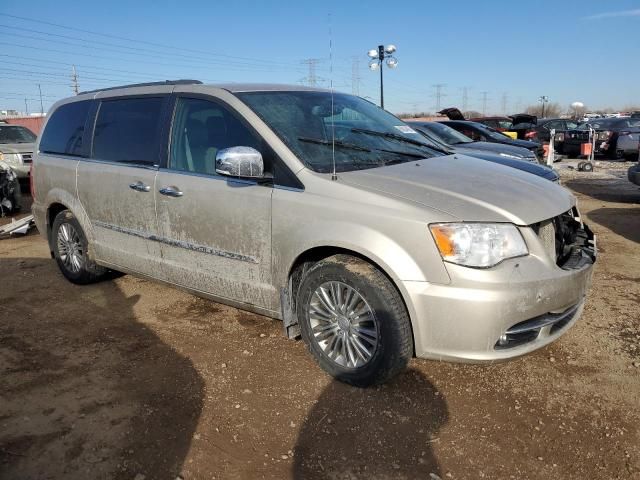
[40,101,91,156]
[93,97,164,165]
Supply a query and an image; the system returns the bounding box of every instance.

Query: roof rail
[79,79,202,95]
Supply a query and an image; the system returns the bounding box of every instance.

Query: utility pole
[480,91,489,116]
[37,84,44,114]
[538,95,549,118]
[432,83,446,111]
[461,86,470,112]
[71,65,79,95]
[367,44,397,109]
[351,56,361,96]
[24,98,28,116]
[501,92,509,114]
[301,58,320,87]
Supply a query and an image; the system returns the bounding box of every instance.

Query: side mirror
[215,146,264,178]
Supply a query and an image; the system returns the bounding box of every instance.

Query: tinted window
[93,97,164,164]
[169,97,263,175]
[0,125,37,144]
[40,101,90,156]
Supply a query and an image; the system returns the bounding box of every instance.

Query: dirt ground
[1,162,639,480]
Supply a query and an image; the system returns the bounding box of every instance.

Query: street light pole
[378,45,384,109]
[368,44,397,109]
[539,95,549,118]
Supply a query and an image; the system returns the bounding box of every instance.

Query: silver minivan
[32,81,596,386]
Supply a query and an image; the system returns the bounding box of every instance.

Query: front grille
[21,153,33,164]
[495,302,581,350]
[531,208,596,270]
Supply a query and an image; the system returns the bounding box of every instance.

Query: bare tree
[524,102,562,118]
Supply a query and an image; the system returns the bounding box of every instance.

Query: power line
[0,13,302,68]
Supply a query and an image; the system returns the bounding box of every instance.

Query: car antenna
[329,13,337,181]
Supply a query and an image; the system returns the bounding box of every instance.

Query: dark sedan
[563,117,640,160]
[407,121,559,182]
[407,121,539,162]
[439,120,544,162]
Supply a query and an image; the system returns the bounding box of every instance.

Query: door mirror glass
[215,146,264,178]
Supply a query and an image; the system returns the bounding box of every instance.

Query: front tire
[296,254,413,387]
[52,210,107,284]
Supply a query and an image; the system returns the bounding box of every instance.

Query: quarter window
[93,97,164,165]
[39,101,91,156]
[169,97,262,175]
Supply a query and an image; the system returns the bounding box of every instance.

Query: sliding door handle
[159,186,184,197]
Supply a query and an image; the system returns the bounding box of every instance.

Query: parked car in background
[439,120,544,162]
[509,117,580,154]
[407,121,539,163]
[631,111,640,119]
[469,116,513,132]
[33,81,595,387]
[563,117,640,160]
[407,121,559,182]
[0,124,36,180]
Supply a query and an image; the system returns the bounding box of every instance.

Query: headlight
[429,223,528,268]
[0,153,20,164]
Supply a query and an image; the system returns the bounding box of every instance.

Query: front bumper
[404,225,595,362]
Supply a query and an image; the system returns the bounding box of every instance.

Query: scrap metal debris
[0,214,34,238]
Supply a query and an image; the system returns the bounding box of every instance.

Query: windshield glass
[0,125,37,143]
[237,91,441,173]
[419,122,473,145]
[474,123,512,140]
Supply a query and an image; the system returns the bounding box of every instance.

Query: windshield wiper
[298,136,371,152]
[351,128,450,154]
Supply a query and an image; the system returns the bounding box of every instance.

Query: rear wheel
[52,210,107,284]
[296,254,413,387]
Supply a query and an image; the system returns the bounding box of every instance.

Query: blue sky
[0,0,638,115]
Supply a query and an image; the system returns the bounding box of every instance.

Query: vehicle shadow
[587,207,640,244]
[293,368,448,479]
[0,257,204,480]
[564,178,640,204]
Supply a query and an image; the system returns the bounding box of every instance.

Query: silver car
[0,124,37,179]
[32,81,596,386]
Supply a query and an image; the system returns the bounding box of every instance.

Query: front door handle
[159,186,184,197]
[129,181,151,192]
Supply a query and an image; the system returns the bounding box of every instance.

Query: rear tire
[52,210,107,284]
[296,254,413,387]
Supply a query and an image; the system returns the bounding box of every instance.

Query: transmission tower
[480,91,489,116]
[432,84,446,111]
[71,65,79,95]
[351,56,361,96]
[461,86,471,111]
[501,92,509,114]
[301,58,321,87]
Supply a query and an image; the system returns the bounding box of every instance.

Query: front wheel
[296,254,413,387]
[52,210,107,284]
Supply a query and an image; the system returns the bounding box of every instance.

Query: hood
[459,141,536,159]
[438,107,465,120]
[509,114,537,126]
[0,142,36,154]
[452,149,558,181]
[339,154,572,225]
[502,137,541,149]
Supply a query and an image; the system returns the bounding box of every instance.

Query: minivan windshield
[237,91,442,173]
[0,125,37,144]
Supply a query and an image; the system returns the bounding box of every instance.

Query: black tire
[577,161,586,171]
[296,254,413,387]
[51,210,107,284]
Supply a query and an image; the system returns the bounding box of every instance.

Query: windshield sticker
[394,125,418,134]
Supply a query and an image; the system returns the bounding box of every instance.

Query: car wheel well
[284,247,414,354]
[46,203,68,254]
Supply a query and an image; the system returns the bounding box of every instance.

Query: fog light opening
[498,334,509,346]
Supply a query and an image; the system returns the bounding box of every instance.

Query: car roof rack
[79,79,203,95]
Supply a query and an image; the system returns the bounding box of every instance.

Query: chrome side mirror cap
[215,146,264,178]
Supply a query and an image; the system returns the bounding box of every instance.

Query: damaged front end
[532,207,596,270]
[0,161,21,217]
